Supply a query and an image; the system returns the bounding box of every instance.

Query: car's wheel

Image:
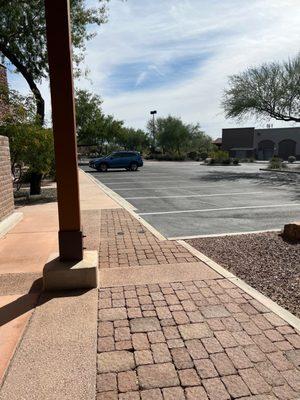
[130,162,138,171]
[97,162,108,172]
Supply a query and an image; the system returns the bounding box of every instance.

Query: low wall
[0,135,14,222]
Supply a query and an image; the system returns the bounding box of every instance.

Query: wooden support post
[45,0,83,261]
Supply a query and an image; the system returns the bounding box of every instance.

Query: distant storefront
[221,127,300,160]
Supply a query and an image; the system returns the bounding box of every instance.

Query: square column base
[43,250,99,291]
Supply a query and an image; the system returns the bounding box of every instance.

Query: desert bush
[207,150,231,165]
[200,151,208,160]
[187,151,199,160]
[149,153,186,161]
[268,157,287,170]
[222,158,231,165]
[288,156,296,163]
[209,150,229,162]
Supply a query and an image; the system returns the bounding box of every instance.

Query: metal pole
[152,113,155,147]
[45,0,83,261]
[150,110,157,151]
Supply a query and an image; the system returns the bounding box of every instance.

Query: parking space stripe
[99,174,172,181]
[112,184,226,191]
[138,203,300,216]
[105,179,191,185]
[124,191,264,200]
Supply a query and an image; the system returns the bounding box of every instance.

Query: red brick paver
[97,279,300,398]
[84,209,198,268]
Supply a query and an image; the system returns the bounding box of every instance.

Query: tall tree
[222,54,300,123]
[154,116,190,155]
[75,89,124,152]
[118,127,149,152]
[75,89,105,145]
[187,123,214,153]
[0,0,108,125]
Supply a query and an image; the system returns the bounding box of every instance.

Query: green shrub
[222,158,231,165]
[268,157,287,170]
[209,150,229,162]
[207,150,230,165]
[149,153,186,161]
[288,156,296,163]
[233,158,240,165]
[200,151,208,160]
[187,151,199,160]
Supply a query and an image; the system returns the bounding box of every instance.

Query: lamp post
[150,110,157,150]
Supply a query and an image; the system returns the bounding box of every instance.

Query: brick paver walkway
[83,209,198,268]
[81,185,300,399]
[96,278,300,399]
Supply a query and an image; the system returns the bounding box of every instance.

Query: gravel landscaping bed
[14,187,57,206]
[186,232,300,317]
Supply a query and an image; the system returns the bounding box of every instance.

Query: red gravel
[186,232,300,317]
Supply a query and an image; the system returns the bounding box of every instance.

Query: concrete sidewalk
[0,170,299,399]
[0,170,120,386]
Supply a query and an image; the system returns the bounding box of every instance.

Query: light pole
[150,110,157,150]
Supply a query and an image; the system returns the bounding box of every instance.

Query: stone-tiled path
[97,278,300,399]
[82,176,300,399]
[83,209,198,268]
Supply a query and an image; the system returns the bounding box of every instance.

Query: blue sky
[6,0,300,138]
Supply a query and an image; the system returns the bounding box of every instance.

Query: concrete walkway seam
[179,239,300,331]
[82,169,167,241]
[99,262,220,288]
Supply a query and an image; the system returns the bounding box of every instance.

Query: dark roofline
[255,127,300,132]
[222,127,254,131]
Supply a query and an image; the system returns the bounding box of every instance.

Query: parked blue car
[89,151,143,172]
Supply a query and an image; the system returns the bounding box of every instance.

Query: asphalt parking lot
[83,161,300,238]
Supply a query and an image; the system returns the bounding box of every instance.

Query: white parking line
[138,203,300,216]
[112,185,225,191]
[99,174,172,181]
[105,180,191,185]
[124,191,264,200]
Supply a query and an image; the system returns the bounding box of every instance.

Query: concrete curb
[178,240,300,331]
[82,169,167,241]
[169,228,281,240]
[0,212,23,238]
[260,168,300,174]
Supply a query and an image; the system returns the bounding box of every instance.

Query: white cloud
[7,0,300,137]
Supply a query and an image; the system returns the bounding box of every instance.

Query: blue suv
[89,151,143,172]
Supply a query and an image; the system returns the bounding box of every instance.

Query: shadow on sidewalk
[0,277,91,327]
